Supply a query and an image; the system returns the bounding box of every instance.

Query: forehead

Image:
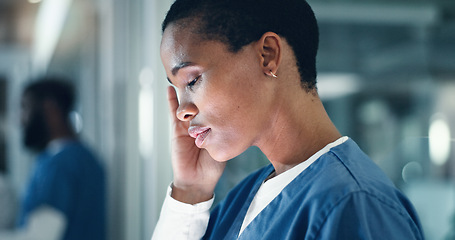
[160,24,192,61]
[160,24,229,67]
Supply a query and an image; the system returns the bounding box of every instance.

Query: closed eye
[188,76,200,89]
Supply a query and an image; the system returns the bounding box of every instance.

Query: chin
[206,146,245,162]
[208,152,232,162]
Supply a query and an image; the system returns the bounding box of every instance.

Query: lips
[188,126,211,148]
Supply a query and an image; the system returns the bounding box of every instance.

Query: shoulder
[57,141,96,159]
[302,139,423,239]
[307,139,396,196]
[313,190,423,239]
[43,141,104,176]
[55,141,101,163]
[299,139,412,211]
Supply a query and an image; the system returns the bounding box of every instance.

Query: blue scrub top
[204,139,424,240]
[19,141,106,240]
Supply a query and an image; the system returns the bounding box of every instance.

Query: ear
[257,32,282,78]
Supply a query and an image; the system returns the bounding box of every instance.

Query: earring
[270,70,278,78]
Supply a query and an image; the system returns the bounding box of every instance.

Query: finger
[167,86,179,122]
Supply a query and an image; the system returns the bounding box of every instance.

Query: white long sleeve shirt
[0,206,66,240]
[0,139,72,240]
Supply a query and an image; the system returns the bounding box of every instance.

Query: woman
[153,0,424,239]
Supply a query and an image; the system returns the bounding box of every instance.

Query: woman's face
[160,24,276,161]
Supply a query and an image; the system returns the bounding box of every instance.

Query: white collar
[46,138,74,156]
[239,136,349,236]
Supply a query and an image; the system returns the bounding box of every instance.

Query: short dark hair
[24,76,75,117]
[162,0,319,90]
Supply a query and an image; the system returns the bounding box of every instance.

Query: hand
[167,86,226,204]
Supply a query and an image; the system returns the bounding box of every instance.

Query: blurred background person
[0,76,106,240]
[0,1,454,239]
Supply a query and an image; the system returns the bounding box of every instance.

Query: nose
[176,101,198,122]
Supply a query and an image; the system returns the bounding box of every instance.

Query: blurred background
[0,0,454,239]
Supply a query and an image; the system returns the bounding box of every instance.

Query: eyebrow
[167,61,195,85]
[171,62,194,76]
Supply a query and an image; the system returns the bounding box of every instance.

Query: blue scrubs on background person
[18,140,105,240]
[0,77,106,240]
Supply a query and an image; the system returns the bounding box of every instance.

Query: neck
[49,121,77,142]
[256,90,341,175]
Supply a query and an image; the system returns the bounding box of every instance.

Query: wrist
[170,182,214,204]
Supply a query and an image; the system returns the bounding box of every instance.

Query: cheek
[204,96,259,146]
[196,66,266,132]
[201,89,252,124]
